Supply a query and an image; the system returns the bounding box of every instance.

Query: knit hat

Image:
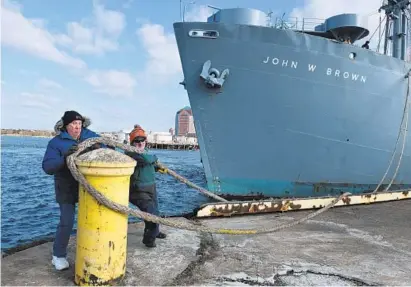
[62,110,83,126]
[129,125,146,143]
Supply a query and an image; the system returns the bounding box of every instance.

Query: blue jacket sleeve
[83,129,100,140]
[42,141,65,175]
[87,130,101,138]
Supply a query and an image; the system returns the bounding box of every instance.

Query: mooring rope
[66,137,349,235]
[385,76,410,191]
[155,161,227,202]
[373,75,410,193]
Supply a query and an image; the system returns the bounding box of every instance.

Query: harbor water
[1,135,210,251]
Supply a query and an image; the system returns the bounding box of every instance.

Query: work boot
[51,256,69,271]
[156,232,167,239]
[142,237,156,248]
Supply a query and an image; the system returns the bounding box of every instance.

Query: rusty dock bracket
[195,190,410,218]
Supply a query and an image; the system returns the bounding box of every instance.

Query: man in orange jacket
[125,125,166,247]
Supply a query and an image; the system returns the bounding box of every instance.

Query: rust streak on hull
[195,190,411,218]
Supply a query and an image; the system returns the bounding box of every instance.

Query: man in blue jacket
[42,110,100,271]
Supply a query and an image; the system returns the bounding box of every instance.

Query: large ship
[173,0,411,199]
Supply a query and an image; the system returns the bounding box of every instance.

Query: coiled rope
[66,137,349,235]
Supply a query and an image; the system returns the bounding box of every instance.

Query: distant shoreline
[1,129,55,138]
[1,134,53,138]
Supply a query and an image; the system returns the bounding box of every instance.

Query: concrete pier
[147,142,199,151]
[2,200,410,286]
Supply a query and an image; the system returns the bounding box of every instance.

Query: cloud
[21,100,52,110]
[20,92,60,110]
[122,0,135,9]
[136,23,182,79]
[290,0,384,50]
[93,1,125,36]
[1,0,21,12]
[38,78,63,89]
[1,80,5,85]
[0,0,86,69]
[97,105,127,120]
[85,69,136,97]
[19,69,38,76]
[136,17,150,25]
[184,5,213,22]
[135,5,214,83]
[55,0,126,55]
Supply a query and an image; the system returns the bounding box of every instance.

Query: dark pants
[129,185,160,242]
[53,203,75,257]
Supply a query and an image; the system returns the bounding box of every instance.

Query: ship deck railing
[272,17,324,32]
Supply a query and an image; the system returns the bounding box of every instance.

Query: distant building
[151,132,173,143]
[175,135,198,145]
[175,106,196,136]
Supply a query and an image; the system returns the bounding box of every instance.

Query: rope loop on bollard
[66,137,350,235]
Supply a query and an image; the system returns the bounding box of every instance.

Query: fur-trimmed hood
[54,116,91,135]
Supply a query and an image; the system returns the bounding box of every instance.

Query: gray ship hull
[173,21,411,198]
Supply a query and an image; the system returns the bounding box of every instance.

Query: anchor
[200,60,229,88]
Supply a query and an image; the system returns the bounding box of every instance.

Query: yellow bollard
[74,148,136,286]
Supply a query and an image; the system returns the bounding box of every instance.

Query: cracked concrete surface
[1,200,410,286]
[124,218,201,286]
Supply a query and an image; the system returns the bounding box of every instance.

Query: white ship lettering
[263,57,298,69]
[262,56,367,83]
[308,64,316,72]
[326,68,366,82]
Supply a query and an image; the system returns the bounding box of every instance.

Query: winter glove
[80,143,102,155]
[154,161,167,174]
[65,144,78,157]
[157,167,168,174]
[90,143,102,150]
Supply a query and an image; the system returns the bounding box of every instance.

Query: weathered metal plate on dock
[195,190,410,218]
